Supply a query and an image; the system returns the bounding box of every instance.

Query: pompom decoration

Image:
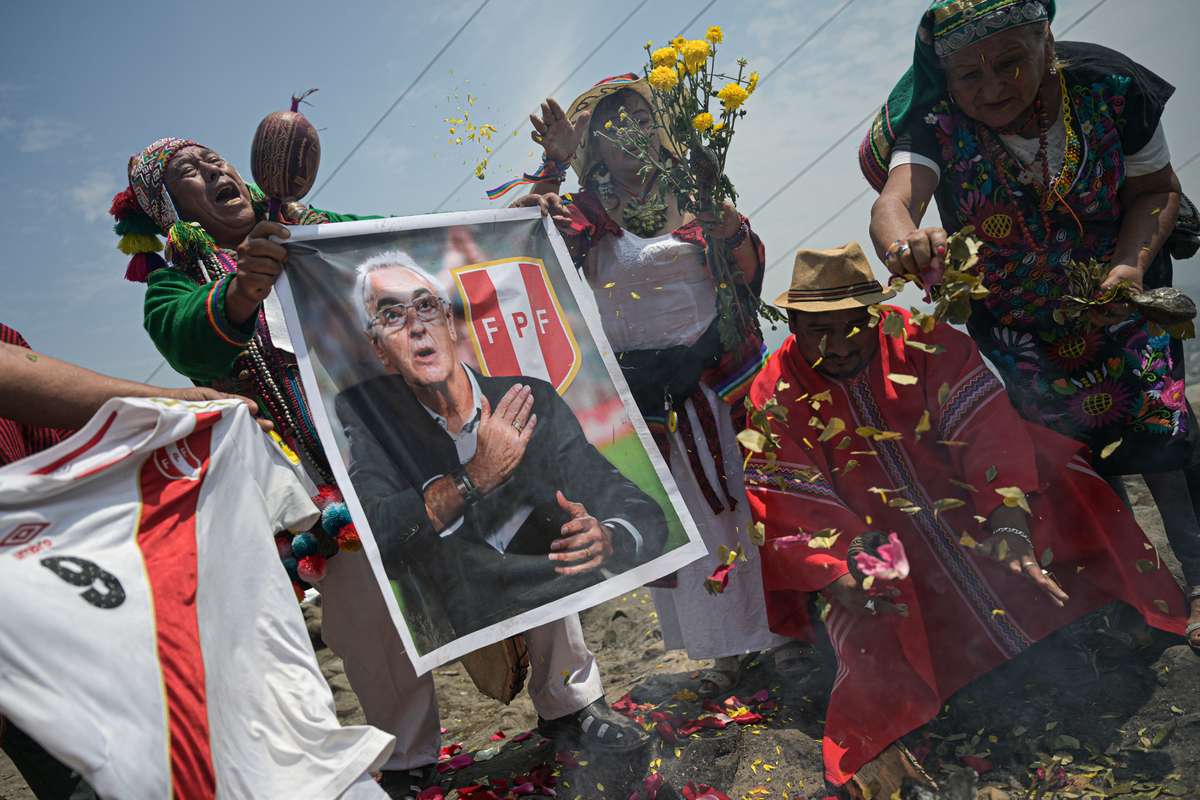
[316,531,340,559]
[124,251,168,283]
[321,501,352,534]
[282,556,299,581]
[275,535,294,560]
[313,484,342,510]
[117,232,162,255]
[336,523,363,552]
[291,532,318,559]
[297,554,327,583]
[108,187,142,222]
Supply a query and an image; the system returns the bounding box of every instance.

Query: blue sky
[3,0,1197,387]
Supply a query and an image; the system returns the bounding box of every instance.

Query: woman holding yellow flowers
[510,30,792,697]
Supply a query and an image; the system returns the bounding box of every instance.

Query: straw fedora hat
[774,242,896,312]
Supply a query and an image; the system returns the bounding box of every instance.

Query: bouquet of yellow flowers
[599,26,778,348]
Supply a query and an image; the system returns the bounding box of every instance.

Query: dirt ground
[1,477,1197,800]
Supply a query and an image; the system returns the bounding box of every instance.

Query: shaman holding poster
[277,207,704,672]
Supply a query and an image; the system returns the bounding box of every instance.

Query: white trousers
[650,384,788,660]
[320,548,604,771]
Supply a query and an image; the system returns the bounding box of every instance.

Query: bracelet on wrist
[722,220,750,251]
[452,466,481,505]
[991,526,1031,546]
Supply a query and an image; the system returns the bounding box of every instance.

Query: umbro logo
[1,522,49,547]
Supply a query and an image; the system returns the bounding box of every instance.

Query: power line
[432,0,669,212]
[759,0,855,88]
[757,0,1111,274]
[309,0,492,203]
[1177,150,1200,174]
[143,359,167,384]
[747,109,875,219]
[766,186,873,273]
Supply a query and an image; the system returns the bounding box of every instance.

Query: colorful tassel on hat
[124,251,167,283]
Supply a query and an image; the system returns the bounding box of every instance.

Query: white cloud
[18,117,77,153]
[67,170,120,223]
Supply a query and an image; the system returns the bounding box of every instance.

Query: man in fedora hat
[742,242,1189,795]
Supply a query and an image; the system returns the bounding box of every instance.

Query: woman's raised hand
[530,97,589,164]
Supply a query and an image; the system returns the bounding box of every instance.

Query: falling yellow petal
[812,357,824,368]
[960,532,979,548]
[603,281,616,288]
[1100,439,1123,459]
[887,373,919,385]
[630,291,641,300]
[847,326,861,338]
[914,410,931,436]
[992,608,1006,616]
[862,575,876,591]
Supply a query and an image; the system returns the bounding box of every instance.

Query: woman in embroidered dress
[862,0,1200,652]
[516,75,791,696]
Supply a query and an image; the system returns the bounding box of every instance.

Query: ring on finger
[897,243,911,257]
[513,420,523,432]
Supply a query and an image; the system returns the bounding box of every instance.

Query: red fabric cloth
[0,324,72,466]
[745,308,1188,786]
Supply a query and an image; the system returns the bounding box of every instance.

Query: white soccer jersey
[0,398,394,799]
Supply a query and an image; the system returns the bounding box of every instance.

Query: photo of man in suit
[336,250,668,643]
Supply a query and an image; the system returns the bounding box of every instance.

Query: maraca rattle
[250,88,321,222]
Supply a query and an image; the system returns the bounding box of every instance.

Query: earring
[594,164,618,210]
[1049,62,1058,76]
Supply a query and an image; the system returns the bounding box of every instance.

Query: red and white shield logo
[452,258,581,394]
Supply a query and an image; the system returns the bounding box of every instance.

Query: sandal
[772,640,811,677]
[378,763,440,800]
[697,652,758,699]
[846,742,937,800]
[537,697,648,753]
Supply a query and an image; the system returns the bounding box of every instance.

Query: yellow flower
[717,82,749,110]
[681,39,710,74]
[692,112,714,131]
[648,65,680,91]
[712,122,726,132]
[651,46,677,68]
[604,119,614,129]
[705,25,724,44]
[670,35,686,53]
[747,71,760,94]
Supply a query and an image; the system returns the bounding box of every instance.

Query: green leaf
[985,465,998,483]
[937,382,951,406]
[736,429,767,453]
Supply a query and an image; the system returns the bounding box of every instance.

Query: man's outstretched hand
[548,490,613,576]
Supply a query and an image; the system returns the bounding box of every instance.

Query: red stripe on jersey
[32,412,118,475]
[136,411,221,799]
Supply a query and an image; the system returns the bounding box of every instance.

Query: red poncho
[745,308,1187,786]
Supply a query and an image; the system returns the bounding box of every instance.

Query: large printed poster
[277,207,705,673]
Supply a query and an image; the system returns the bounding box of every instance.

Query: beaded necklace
[979,71,1082,253]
